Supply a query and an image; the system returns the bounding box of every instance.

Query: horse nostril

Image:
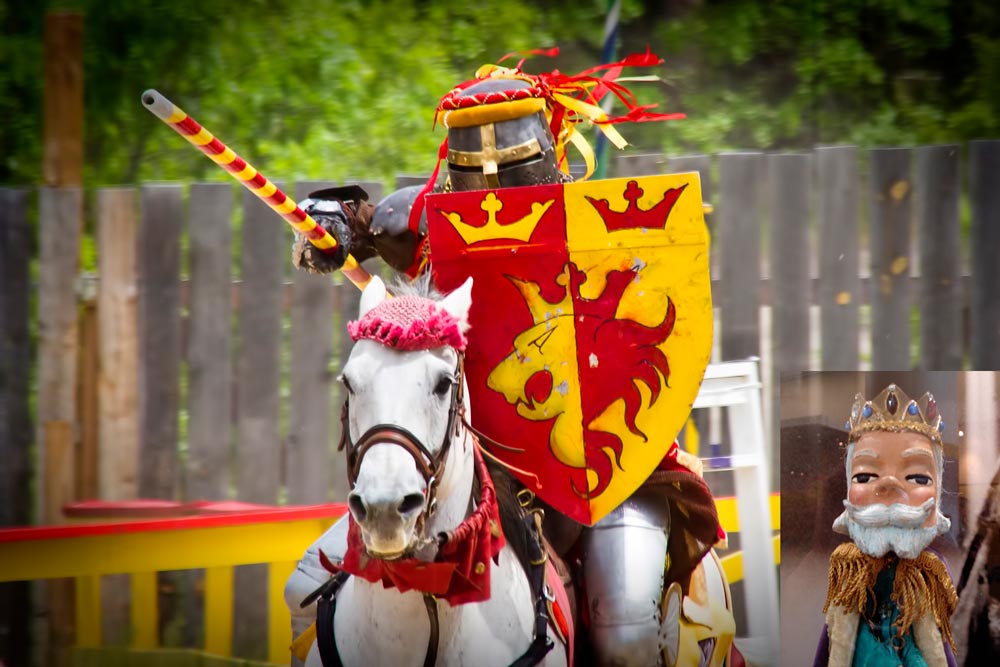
[398,493,425,516]
[348,493,368,522]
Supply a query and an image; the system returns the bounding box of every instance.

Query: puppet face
[833,429,948,558]
[848,430,939,528]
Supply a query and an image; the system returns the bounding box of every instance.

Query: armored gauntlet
[291,185,377,274]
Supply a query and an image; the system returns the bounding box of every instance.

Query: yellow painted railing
[715,493,782,584]
[0,504,344,665]
[0,494,779,665]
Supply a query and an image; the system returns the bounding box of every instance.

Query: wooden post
[915,145,961,369]
[97,188,140,500]
[970,140,1000,369]
[43,12,83,188]
[0,188,32,667]
[718,152,763,361]
[869,148,913,369]
[815,146,860,370]
[40,13,84,665]
[233,184,285,660]
[287,182,338,505]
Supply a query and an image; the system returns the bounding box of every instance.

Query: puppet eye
[906,474,932,486]
[852,473,876,484]
[340,375,355,395]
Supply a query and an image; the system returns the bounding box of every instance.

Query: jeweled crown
[845,384,944,446]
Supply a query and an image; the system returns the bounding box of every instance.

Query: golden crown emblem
[846,384,944,445]
[438,192,555,245]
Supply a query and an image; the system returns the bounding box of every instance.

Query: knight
[816,384,959,667]
[285,51,736,667]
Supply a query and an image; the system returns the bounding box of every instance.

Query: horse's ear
[359,276,387,318]
[439,277,474,333]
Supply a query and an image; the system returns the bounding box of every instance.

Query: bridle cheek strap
[339,357,466,517]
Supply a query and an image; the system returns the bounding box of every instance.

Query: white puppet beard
[832,498,950,559]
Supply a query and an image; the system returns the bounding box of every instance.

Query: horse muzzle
[348,441,431,558]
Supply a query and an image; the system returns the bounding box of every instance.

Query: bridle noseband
[338,356,466,528]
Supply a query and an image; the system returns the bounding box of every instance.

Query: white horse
[297,276,568,667]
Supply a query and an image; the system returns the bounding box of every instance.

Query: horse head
[340,276,474,559]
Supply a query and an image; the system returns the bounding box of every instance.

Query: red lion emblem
[487,263,676,499]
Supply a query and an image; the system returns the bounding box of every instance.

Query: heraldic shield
[428,173,712,525]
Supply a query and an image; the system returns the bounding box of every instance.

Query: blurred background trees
[1,0,997,187]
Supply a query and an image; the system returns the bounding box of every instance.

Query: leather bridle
[338,356,466,528]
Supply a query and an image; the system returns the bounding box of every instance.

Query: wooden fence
[1,140,999,659]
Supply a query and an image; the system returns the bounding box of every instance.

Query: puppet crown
[845,384,944,446]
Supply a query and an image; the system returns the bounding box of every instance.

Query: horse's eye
[341,375,355,395]
[433,375,454,397]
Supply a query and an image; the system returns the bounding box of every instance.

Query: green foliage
[654,0,1000,155]
[2,0,997,186]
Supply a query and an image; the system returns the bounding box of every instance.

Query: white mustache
[842,498,935,529]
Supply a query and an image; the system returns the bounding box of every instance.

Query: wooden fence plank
[770,153,811,373]
[138,185,184,500]
[235,184,283,504]
[970,140,1000,369]
[669,156,714,272]
[287,182,338,505]
[0,189,32,525]
[396,174,433,190]
[37,186,82,667]
[37,187,83,522]
[718,153,763,360]
[97,188,140,500]
[96,189,141,648]
[668,155,713,204]
[916,144,962,369]
[357,180,384,206]
[185,183,232,501]
[815,146,861,370]
[233,185,285,660]
[869,148,913,369]
[333,284,361,503]
[614,153,667,177]
[0,188,32,667]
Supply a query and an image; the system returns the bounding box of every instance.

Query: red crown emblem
[585,180,688,232]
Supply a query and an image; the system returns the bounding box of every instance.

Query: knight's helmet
[438,77,563,191]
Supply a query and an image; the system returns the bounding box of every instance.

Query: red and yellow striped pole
[141,89,372,291]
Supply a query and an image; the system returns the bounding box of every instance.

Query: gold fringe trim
[823,542,958,650]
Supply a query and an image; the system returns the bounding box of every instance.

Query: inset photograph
[780,371,1000,667]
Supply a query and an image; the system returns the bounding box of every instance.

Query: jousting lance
[141,89,372,291]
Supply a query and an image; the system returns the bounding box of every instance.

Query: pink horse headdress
[347,294,468,352]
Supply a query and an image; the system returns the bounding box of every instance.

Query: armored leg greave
[582,490,672,667]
